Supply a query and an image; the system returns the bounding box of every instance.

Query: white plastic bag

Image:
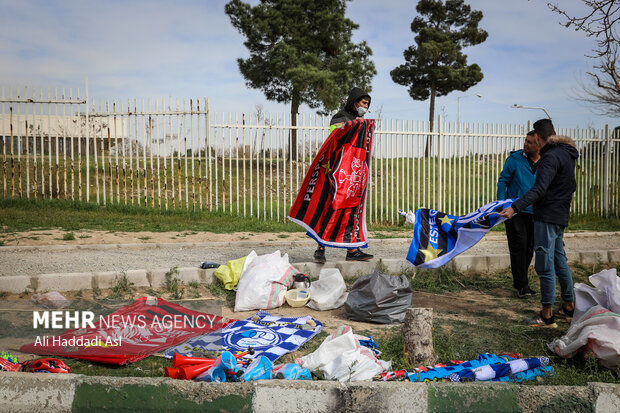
[307,268,347,311]
[548,305,620,369]
[296,325,391,381]
[234,250,298,312]
[573,268,620,322]
[549,269,620,369]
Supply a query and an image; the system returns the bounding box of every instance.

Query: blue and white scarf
[449,357,550,382]
[162,311,323,363]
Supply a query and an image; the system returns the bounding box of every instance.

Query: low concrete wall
[0,373,618,412]
[2,248,619,293]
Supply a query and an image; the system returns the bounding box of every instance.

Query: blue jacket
[496,149,537,214]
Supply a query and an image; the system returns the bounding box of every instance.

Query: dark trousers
[505,212,534,290]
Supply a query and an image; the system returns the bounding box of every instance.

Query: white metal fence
[1,86,618,223]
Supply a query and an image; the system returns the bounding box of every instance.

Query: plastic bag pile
[548,268,620,369]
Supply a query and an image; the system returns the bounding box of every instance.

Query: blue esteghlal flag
[404,199,514,268]
[162,311,323,362]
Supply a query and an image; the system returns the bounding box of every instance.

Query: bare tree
[548,1,619,115]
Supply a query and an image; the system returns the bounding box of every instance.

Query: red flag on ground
[20,297,232,365]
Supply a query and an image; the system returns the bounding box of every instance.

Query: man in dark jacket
[328,87,371,132]
[313,87,373,263]
[499,119,579,327]
[497,130,540,298]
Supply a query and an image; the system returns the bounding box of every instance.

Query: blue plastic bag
[272,363,312,380]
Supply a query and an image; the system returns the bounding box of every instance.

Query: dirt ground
[0,284,525,362]
[0,229,411,246]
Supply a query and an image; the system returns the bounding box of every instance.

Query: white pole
[85,77,89,202]
[206,98,211,211]
[235,111,239,215]
[240,112,245,216]
[100,101,106,205]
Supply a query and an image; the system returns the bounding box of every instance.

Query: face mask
[357,106,367,116]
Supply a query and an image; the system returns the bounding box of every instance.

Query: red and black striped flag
[288,118,375,248]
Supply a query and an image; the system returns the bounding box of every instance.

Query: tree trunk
[424,84,436,158]
[402,307,436,367]
[290,94,299,161]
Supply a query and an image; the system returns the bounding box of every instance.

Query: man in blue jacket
[499,119,579,327]
[497,131,540,298]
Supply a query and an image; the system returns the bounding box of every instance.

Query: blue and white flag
[162,311,323,363]
[402,199,514,268]
[448,357,549,382]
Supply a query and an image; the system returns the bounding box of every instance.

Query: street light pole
[511,104,552,119]
[457,94,482,131]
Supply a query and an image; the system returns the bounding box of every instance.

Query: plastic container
[284,289,310,307]
[194,351,237,382]
[240,356,273,381]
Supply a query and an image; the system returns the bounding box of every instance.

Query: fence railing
[1,87,618,223]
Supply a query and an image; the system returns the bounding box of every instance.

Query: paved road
[1,233,618,277]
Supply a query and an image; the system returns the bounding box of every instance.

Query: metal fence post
[604,124,610,217]
[437,114,443,212]
[85,77,90,202]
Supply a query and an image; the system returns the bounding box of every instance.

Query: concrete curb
[1,231,618,253]
[0,372,618,412]
[2,249,619,293]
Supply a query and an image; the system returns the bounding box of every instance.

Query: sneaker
[346,248,373,261]
[313,247,326,264]
[524,286,537,296]
[516,288,529,299]
[526,312,557,328]
[553,304,575,318]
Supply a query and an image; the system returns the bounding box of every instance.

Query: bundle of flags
[404,353,553,383]
[448,356,550,382]
[401,199,513,268]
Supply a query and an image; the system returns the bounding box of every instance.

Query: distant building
[0,114,128,156]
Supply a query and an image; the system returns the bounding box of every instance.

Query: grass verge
[1,198,619,234]
[372,263,620,385]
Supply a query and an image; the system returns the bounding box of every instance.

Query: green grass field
[0,197,618,234]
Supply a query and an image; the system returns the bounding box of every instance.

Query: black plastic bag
[343,270,412,324]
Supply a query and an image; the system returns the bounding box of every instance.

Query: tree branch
[548,0,619,114]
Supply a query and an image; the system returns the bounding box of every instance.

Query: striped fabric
[404,199,514,268]
[405,353,512,382]
[288,118,375,248]
[405,354,553,383]
[448,357,550,382]
[162,311,323,363]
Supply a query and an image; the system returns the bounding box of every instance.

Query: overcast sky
[0,0,615,129]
